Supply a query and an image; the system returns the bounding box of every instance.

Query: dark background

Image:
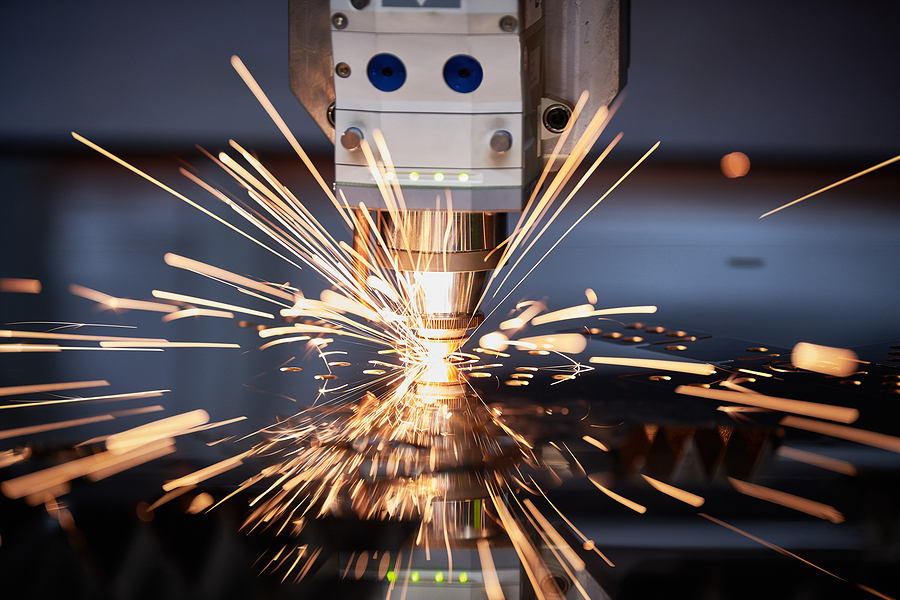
[1,1,899,599]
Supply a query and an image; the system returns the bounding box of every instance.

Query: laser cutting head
[289,0,628,345]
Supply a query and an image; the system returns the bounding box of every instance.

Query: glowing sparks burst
[1,54,898,600]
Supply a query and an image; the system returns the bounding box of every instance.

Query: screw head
[543,104,572,134]
[490,130,513,153]
[335,62,351,78]
[499,15,517,32]
[341,127,364,151]
[326,101,335,128]
[332,12,348,29]
[350,0,369,8]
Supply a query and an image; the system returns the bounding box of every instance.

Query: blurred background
[1,1,899,599]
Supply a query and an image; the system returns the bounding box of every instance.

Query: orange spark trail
[477,538,507,600]
[163,253,297,303]
[642,475,705,507]
[728,477,843,522]
[151,290,274,319]
[1,329,167,343]
[0,390,168,411]
[0,415,115,441]
[760,153,900,218]
[531,304,657,326]
[675,385,859,423]
[776,446,857,476]
[591,357,715,376]
[781,416,900,453]
[523,499,585,572]
[699,513,846,579]
[99,341,240,349]
[229,55,352,229]
[69,284,178,313]
[71,133,301,267]
[0,380,108,397]
[162,308,234,322]
[0,278,41,293]
[588,475,646,513]
[582,435,609,451]
[485,142,660,318]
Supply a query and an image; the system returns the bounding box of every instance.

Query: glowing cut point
[411,571,420,582]
[409,171,420,181]
[458,172,469,182]
[459,573,468,583]
[435,572,444,583]
[387,571,396,581]
[434,172,444,182]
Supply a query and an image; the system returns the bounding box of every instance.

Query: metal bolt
[341,127,364,151]
[335,62,351,78]
[332,12,348,29]
[326,101,335,128]
[350,0,369,8]
[543,104,572,134]
[499,15,517,32]
[490,130,513,153]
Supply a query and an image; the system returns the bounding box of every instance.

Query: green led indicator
[409,172,419,181]
[435,572,444,583]
[411,571,420,582]
[458,172,469,182]
[386,571,396,582]
[434,172,444,182]
[459,572,468,583]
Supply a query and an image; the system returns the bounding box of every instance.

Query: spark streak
[781,416,900,453]
[728,477,843,523]
[641,475,705,507]
[675,385,859,423]
[0,379,108,397]
[760,153,900,218]
[588,475,646,513]
[590,357,715,375]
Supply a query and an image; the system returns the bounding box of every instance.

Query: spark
[781,416,900,454]
[162,308,235,322]
[0,415,115,441]
[0,278,41,293]
[760,153,900,218]
[99,341,241,349]
[776,446,857,476]
[728,477,843,523]
[0,390,168,411]
[0,379,109,397]
[477,539,507,600]
[1,329,167,343]
[531,304,657,326]
[699,513,847,579]
[582,435,609,451]
[69,284,178,313]
[152,290,274,319]
[588,475,647,513]
[641,475,705,507]
[675,385,859,423]
[590,356,715,375]
[164,253,297,303]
